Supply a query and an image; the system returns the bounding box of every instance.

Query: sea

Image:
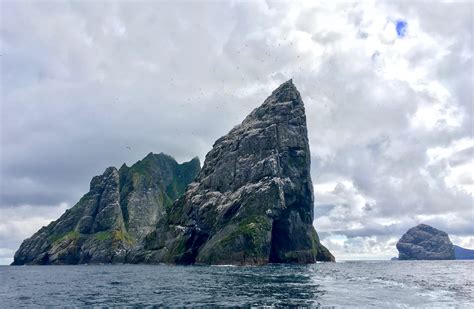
[1,261,473,307]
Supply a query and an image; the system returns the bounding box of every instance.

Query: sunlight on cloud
[321,235,399,260]
[427,138,474,194]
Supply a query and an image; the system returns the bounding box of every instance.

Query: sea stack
[396,224,455,260]
[136,80,334,265]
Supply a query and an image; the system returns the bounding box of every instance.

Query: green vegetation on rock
[112,230,135,245]
[49,231,81,244]
[12,153,200,265]
[221,216,271,249]
[94,231,111,241]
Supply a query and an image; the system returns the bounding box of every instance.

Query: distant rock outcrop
[396,224,455,260]
[454,245,474,260]
[131,80,334,265]
[12,153,200,265]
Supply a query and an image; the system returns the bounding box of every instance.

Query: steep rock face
[396,224,455,260]
[136,80,334,265]
[12,153,200,265]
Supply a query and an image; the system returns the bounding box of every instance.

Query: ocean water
[1,261,473,307]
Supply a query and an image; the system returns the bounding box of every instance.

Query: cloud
[1,1,472,263]
[0,203,69,264]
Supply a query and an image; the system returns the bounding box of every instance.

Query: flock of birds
[119,37,344,152]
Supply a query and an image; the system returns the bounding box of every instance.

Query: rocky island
[12,153,200,265]
[396,224,455,260]
[12,80,334,265]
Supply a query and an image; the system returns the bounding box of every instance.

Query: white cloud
[0,203,69,264]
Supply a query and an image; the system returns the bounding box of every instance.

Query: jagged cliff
[130,80,334,264]
[13,80,334,265]
[12,153,200,265]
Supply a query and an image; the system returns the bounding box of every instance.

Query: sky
[0,0,472,264]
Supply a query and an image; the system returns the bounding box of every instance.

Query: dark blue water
[1,261,473,307]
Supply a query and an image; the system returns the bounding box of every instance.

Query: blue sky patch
[396,20,407,37]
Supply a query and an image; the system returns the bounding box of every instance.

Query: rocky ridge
[12,153,200,265]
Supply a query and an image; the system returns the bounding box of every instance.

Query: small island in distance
[395,224,474,260]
